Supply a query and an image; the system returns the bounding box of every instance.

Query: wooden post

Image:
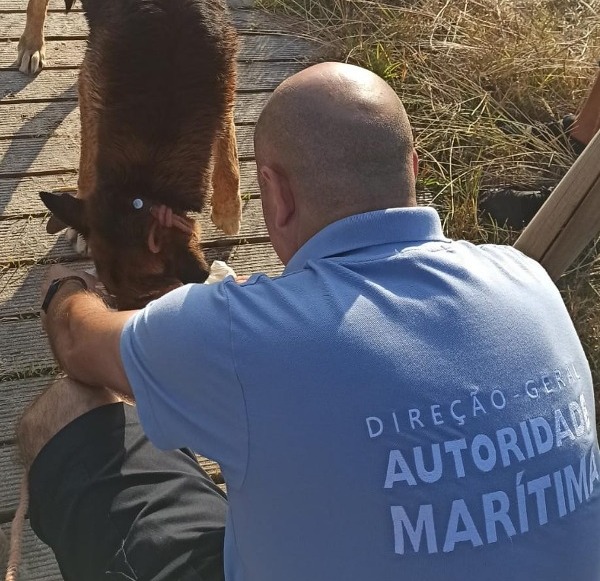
[514,129,600,281]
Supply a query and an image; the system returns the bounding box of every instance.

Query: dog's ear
[39,191,88,236]
[64,0,76,13]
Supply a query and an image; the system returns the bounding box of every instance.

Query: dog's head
[40,191,210,310]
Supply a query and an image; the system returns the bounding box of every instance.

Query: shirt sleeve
[120,280,248,488]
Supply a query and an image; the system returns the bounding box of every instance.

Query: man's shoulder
[455,240,552,282]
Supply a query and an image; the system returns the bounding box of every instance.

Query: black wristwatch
[41,276,88,314]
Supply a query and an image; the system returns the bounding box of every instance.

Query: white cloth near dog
[204,261,237,284]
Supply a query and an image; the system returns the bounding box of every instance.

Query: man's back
[122,207,600,580]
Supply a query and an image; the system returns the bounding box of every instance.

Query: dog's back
[81,0,238,212]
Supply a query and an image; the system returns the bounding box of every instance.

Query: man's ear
[39,191,88,236]
[412,149,419,181]
[260,166,295,229]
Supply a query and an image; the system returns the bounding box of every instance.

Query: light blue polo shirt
[121,207,600,581]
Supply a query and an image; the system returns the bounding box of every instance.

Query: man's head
[254,62,418,264]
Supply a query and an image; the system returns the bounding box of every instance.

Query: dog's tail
[64,0,75,13]
[4,474,28,581]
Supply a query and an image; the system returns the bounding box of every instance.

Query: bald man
[21,63,600,580]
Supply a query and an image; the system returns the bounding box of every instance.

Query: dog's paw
[17,33,45,74]
[211,208,241,236]
[211,198,242,236]
[65,227,91,257]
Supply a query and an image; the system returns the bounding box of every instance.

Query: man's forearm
[43,285,137,397]
[45,287,109,379]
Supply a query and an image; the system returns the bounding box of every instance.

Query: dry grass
[260,0,600,420]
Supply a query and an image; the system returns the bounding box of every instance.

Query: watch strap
[41,276,88,314]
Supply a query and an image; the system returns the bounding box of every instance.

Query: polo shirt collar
[284,207,448,274]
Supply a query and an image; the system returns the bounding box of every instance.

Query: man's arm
[41,265,137,398]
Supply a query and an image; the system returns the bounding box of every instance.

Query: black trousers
[28,403,228,581]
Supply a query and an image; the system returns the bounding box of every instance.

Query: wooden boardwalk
[0,2,320,577]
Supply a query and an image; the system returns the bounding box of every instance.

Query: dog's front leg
[17,0,51,74]
[211,112,242,235]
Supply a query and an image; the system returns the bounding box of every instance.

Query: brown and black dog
[18,0,241,310]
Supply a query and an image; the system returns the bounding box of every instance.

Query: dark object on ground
[532,115,587,156]
[478,186,554,229]
[498,115,586,157]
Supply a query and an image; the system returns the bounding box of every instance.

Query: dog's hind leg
[211,112,242,236]
[17,0,51,74]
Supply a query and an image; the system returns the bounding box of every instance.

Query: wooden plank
[0,35,317,69]
[0,521,62,580]
[0,93,270,140]
[515,131,600,280]
[0,61,306,102]
[0,100,79,139]
[0,125,256,178]
[0,199,267,264]
[0,160,260,217]
[0,318,54,379]
[0,243,282,318]
[227,241,283,277]
[0,10,296,39]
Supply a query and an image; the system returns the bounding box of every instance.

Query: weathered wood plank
[0,318,54,379]
[0,243,282,318]
[0,199,267,264]
[0,10,296,39]
[0,160,259,216]
[227,241,283,278]
[0,61,305,102]
[0,521,62,580]
[0,93,270,140]
[0,35,317,69]
[0,125,256,178]
[0,100,79,139]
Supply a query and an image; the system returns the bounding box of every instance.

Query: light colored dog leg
[211,112,242,235]
[17,0,51,75]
